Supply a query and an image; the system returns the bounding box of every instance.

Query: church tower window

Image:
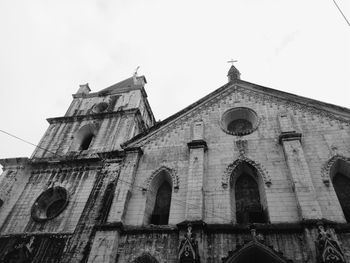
[80,133,94,150]
[72,124,97,151]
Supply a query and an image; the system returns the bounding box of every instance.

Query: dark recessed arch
[132,253,159,263]
[224,242,292,263]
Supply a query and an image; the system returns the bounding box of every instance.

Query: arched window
[80,133,94,150]
[329,158,350,222]
[71,124,97,151]
[333,173,350,222]
[144,169,173,225]
[150,181,172,225]
[231,162,268,224]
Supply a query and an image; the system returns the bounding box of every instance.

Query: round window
[221,107,259,135]
[92,102,108,113]
[31,186,69,222]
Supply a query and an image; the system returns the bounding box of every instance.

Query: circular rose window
[92,102,109,113]
[31,186,69,222]
[221,107,259,136]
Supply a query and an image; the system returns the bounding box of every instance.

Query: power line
[0,128,235,222]
[0,129,64,158]
[332,0,350,26]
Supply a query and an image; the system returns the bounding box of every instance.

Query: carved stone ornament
[142,166,179,193]
[321,155,350,186]
[178,225,200,263]
[222,156,271,189]
[316,225,345,263]
[2,236,35,263]
[222,227,292,263]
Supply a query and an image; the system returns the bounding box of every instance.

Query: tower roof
[98,75,147,95]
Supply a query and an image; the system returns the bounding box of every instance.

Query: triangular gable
[123,79,350,149]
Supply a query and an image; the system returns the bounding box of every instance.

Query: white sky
[0,0,349,162]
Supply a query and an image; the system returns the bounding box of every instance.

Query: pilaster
[185,121,207,221]
[107,147,143,223]
[278,113,322,220]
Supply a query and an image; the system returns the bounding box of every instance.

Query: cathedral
[0,65,350,263]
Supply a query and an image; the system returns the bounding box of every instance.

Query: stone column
[107,147,142,223]
[185,121,207,221]
[278,113,322,220]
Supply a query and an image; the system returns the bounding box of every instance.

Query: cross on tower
[227,59,238,66]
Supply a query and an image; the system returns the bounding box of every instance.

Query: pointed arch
[131,253,159,263]
[322,155,350,222]
[142,166,179,193]
[143,167,175,225]
[223,241,292,263]
[321,155,350,185]
[222,156,271,189]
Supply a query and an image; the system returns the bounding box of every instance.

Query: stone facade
[0,67,350,263]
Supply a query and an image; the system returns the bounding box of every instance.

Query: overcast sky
[0,0,349,163]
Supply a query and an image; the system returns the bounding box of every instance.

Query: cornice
[47,108,140,124]
[0,157,29,169]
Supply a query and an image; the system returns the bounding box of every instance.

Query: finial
[133,66,140,77]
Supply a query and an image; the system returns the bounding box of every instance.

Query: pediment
[123,79,350,149]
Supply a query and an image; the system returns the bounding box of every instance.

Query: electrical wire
[0,129,63,158]
[0,128,235,223]
[332,0,350,26]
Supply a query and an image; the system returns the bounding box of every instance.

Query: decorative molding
[178,225,200,263]
[222,156,271,188]
[321,155,350,186]
[143,166,179,193]
[316,224,345,263]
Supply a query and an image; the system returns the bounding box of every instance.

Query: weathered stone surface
[1,71,350,262]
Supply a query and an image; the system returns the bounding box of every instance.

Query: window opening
[235,173,266,224]
[333,172,350,222]
[228,119,253,134]
[80,133,94,150]
[150,181,172,225]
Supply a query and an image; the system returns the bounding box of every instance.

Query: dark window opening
[228,119,253,134]
[80,134,94,150]
[235,173,266,224]
[46,199,67,218]
[333,172,350,222]
[0,199,3,208]
[150,181,172,225]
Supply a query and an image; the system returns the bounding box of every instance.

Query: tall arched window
[333,173,350,222]
[231,162,268,224]
[150,181,172,225]
[329,158,350,223]
[144,169,173,225]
